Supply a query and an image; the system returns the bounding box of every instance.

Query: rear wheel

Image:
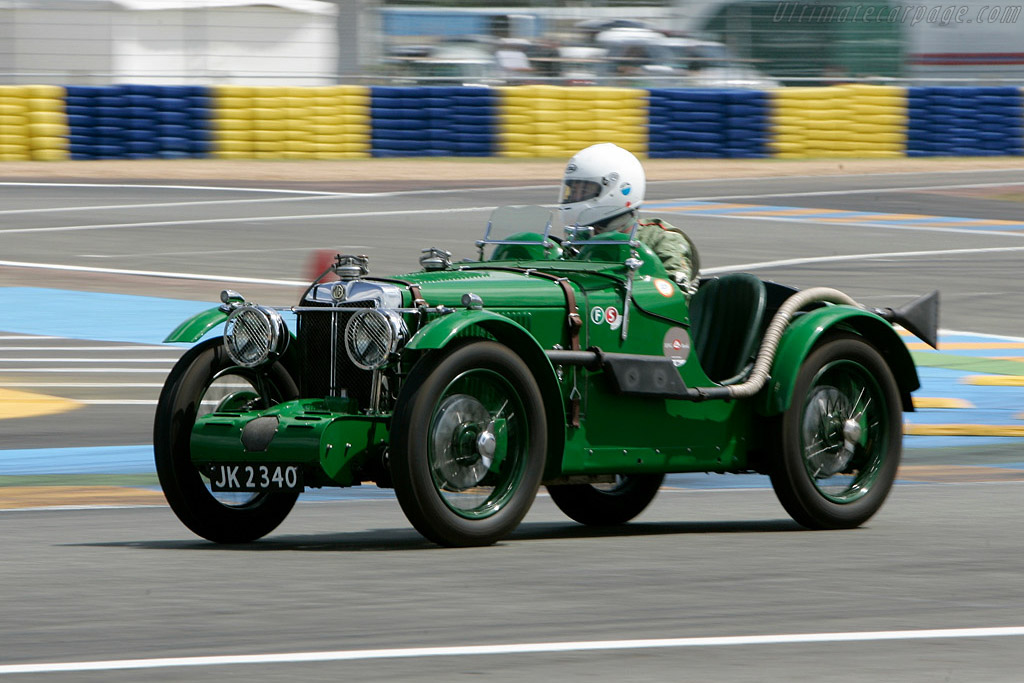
[547,474,664,526]
[154,337,299,543]
[390,341,547,547]
[769,334,902,530]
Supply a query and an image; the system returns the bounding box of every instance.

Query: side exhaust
[870,290,940,350]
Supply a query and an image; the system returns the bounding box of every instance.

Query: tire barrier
[770,84,907,159]
[498,85,646,158]
[5,84,1023,161]
[64,85,211,160]
[907,87,1024,157]
[371,86,494,157]
[648,89,768,158]
[0,84,69,161]
[211,85,370,159]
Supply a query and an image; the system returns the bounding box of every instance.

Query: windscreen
[481,205,555,243]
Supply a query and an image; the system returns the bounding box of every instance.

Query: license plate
[208,464,303,492]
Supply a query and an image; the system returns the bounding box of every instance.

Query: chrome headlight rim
[344,309,407,371]
[224,305,288,368]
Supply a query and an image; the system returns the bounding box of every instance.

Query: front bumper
[190,398,390,487]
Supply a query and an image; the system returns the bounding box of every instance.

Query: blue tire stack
[647,89,727,158]
[371,86,431,157]
[908,86,1024,157]
[443,87,495,157]
[64,85,125,159]
[722,90,769,158]
[62,84,212,159]
[370,86,494,157]
[64,86,102,160]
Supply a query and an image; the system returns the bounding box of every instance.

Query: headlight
[224,305,288,368]
[344,309,407,371]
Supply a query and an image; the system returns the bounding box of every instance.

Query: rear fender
[759,306,920,415]
[406,310,565,476]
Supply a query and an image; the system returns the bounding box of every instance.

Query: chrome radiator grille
[296,301,376,405]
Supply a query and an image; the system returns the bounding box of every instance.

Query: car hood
[398,267,575,309]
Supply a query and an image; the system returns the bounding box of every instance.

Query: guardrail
[0,84,1021,161]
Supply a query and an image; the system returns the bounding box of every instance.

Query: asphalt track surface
[1,166,1024,680]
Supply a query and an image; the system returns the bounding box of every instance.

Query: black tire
[769,333,902,530]
[547,474,664,526]
[154,337,300,543]
[390,341,547,547]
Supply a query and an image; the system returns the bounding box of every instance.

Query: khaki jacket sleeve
[636,218,700,292]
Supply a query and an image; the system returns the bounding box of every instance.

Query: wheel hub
[432,394,493,490]
[803,387,860,479]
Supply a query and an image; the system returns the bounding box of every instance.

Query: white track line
[702,245,1024,275]
[1,626,1022,675]
[0,182,341,195]
[0,383,164,388]
[685,212,1024,239]
[662,178,1024,203]
[0,205,497,235]
[0,368,172,373]
[0,194,371,216]
[0,357,178,363]
[5,180,1024,236]
[6,244,1024,285]
[0,259,306,286]
[0,346,170,351]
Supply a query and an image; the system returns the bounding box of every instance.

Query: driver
[560,143,700,295]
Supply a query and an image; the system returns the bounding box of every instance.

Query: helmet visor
[561,179,602,204]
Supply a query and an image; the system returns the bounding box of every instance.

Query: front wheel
[390,341,548,547]
[547,474,664,526]
[770,333,903,530]
[154,337,300,543]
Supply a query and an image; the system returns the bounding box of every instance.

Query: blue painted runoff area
[1,288,1022,483]
[0,287,214,345]
[0,445,155,475]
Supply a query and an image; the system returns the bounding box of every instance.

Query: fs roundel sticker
[590,306,605,325]
[605,306,621,331]
[653,278,675,297]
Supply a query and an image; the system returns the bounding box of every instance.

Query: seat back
[688,273,767,385]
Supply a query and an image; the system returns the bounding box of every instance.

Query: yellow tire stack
[499,85,647,158]
[211,85,370,160]
[0,85,69,161]
[770,85,906,159]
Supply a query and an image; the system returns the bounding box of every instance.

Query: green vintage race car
[154,205,938,547]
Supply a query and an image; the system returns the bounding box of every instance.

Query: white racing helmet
[559,143,646,231]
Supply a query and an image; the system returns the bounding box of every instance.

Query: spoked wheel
[770,333,902,530]
[391,341,547,547]
[547,474,664,526]
[154,337,300,543]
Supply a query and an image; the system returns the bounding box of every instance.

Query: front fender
[164,306,228,344]
[759,306,920,415]
[405,309,566,479]
[406,309,528,351]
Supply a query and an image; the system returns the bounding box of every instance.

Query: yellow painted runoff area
[211,85,371,159]
[498,85,647,158]
[0,84,69,161]
[0,486,165,510]
[770,84,906,159]
[912,397,974,409]
[962,375,1024,386]
[897,465,1024,483]
[0,388,82,420]
[904,423,1024,437]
